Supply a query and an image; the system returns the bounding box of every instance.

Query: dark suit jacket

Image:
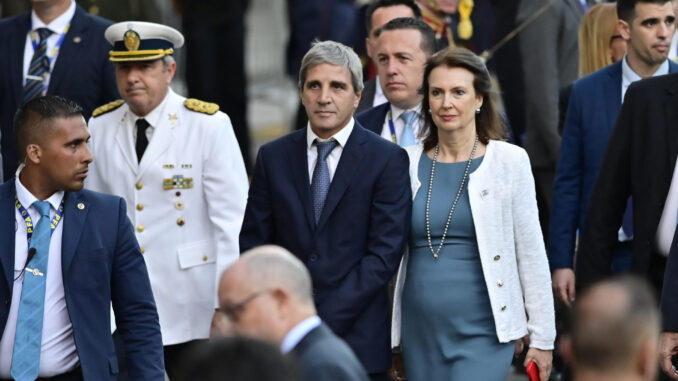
[0,181,164,380]
[550,61,678,271]
[291,322,369,381]
[356,78,377,114]
[577,73,678,290]
[240,122,411,373]
[354,102,389,136]
[0,5,118,180]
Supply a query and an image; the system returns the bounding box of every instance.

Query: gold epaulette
[92,99,124,117]
[183,98,219,115]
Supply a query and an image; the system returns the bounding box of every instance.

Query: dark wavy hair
[421,47,506,151]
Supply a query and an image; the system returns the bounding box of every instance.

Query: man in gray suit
[516,0,585,231]
[217,245,369,381]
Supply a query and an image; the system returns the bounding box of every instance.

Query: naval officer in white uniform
[85,21,249,379]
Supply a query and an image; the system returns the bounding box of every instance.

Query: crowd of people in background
[2,0,678,381]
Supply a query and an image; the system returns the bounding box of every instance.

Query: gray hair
[298,40,364,94]
[241,246,314,305]
[162,55,175,70]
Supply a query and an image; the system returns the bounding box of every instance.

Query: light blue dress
[401,152,514,381]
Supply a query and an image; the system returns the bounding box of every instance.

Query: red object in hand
[526,361,539,381]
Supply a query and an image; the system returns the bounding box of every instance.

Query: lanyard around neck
[15,194,65,244]
[30,23,71,66]
[387,105,397,144]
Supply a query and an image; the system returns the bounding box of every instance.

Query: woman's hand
[524,348,552,381]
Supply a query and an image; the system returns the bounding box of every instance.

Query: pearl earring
[475,108,481,114]
[428,108,432,113]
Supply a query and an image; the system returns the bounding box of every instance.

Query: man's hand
[659,332,678,380]
[552,268,576,307]
[524,348,552,381]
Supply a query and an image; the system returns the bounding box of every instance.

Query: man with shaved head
[218,245,369,381]
[560,276,660,381]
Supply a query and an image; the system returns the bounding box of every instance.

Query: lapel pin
[480,190,489,199]
[77,202,85,210]
[73,36,81,44]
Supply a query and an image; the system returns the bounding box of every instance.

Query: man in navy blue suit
[239,40,411,381]
[0,0,119,181]
[550,0,678,305]
[355,17,435,147]
[0,96,164,380]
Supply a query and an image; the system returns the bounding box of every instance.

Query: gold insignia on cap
[77,203,85,210]
[92,99,124,117]
[73,36,81,44]
[183,99,219,115]
[124,29,141,51]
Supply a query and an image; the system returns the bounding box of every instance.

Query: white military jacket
[86,89,249,345]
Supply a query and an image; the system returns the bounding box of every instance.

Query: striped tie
[23,28,53,103]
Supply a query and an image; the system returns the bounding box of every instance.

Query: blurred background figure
[0,0,118,181]
[578,2,627,78]
[177,337,301,381]
[357,0,421,113]
[560,276,660,381]
[174,0,253,172]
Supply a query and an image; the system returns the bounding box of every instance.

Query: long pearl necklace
[425,135,479,259]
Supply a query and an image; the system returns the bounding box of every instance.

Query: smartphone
[526,360,539,381]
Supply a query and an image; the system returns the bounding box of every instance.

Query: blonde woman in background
[578,2,627,77]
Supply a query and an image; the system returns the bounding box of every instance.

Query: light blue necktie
[399,110,417,147]
[11,200,52,381]
[311,139,338,223]
[23,28,52,103]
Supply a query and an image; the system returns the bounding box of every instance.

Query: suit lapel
[114,108,138,176]
[665,79,678,166]
[604,63,623,134]
[10,14,30,102]
[289,131,315,230]
[0,182,17,292]
[316,125,367,228]
[138,98,175,178]
[48,5,87,94]
[61,191,89,274]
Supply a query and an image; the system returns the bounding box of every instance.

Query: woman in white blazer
[392,47,555,381]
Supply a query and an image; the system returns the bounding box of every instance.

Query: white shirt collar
[280,316,321,354]
[129,89,172,128]
[15,177,65,213]
[375,76,384,98]
[622,55,669,87]
[306,117,355,150]
[30,0,75,34]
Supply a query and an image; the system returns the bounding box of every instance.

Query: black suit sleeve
[576,83,635,290]
[662,228,678,331]
[239,147,274,252]
[111,198,165,380]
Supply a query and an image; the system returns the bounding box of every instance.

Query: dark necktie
[136,118,150,163]
[311,139,338,223]
[23,28,53,103]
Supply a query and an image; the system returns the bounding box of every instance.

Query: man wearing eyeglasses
[217,245,369,381]
[550,0,678,305]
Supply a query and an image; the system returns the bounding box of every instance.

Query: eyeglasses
[221,290,270,322]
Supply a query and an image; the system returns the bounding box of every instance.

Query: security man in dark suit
[0,0,118,181]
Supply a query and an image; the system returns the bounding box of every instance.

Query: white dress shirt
[0,178,78,377]
[373,76,388,108]
[306,118,354,183]
[379,103,424,145]
[621,55,669,100]
[656,161,678,256]
[129,91,171,146]
[22,0,76,93]
[280,316,321,354]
